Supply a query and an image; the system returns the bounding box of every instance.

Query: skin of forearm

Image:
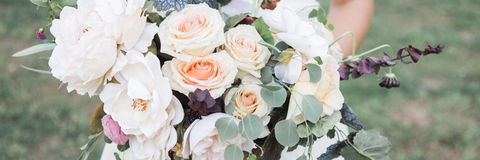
[328,0,374,58]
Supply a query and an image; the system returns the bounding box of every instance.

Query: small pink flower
[36,30,46,41]
[101,115,129,145]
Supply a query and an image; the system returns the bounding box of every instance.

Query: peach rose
[224,76,273,138]
[286,54,344,124]
[158,3,226,62]
[225,25,271,78]
[162,51,237,99]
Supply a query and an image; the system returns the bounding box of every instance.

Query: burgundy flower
[405,45,422,63]
[237,15,258,26]
[187,88,218,116]
[379,73,400,89]
[357,57,382,74]
[423,41,445,56]
[381,52,397,66]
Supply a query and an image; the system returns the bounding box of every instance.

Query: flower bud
[379,73,400,89]
[101,115,129,145]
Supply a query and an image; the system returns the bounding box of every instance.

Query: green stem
[329,31,356,57]
[339,44,393,63]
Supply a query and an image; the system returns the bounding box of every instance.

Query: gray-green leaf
[260,82,287,107]
[274,119,300,147]
[238,114,263,140]
[225,94,237,114]
[296,155,307,160]
[296,122,313,138]
[12,43,56,57]
[273,41,288,58]
[312,111,341,137]
[20,65,51,74]
[340,130,391,160]
[305,63,322,83]
[301,95,323,123]
[224,144,244,160]
[260,66,273,84]
[215,117,239,142]
[224,13,249,32]
[30,0,49,7]
[313,56,323,65]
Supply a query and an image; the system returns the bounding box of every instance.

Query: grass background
[1,0,479,159]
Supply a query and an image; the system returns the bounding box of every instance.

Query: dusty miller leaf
[340,130,391,160]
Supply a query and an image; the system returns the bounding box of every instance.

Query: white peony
[286,54,344,124]
[224,76,273,138]
[225,25,271,78]
[158,3,226,62]
[49,0,158,96]
[182,113,255,160]
[310,19,344,62]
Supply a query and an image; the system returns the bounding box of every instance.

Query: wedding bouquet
[13,0,444,159]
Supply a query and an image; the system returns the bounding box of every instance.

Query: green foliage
[217,0,232,6]
[114,152,121,160]
[305,63,322,83]
[300,95,323,123]
[313,56,323,65]
[296,121,313,138]
[215,117,239,141]
[104,134,112,144]
[312,111,341,137]
[251,17,275,45]
[341,130,391,160]
[90,104,105,135]
[20,65,51,74]
[308,9,318,18]
[273,41,288,58]
[143,1,154,13]
[238,114,263,140]
[224,144,244,160]
[117,141,130,152]
[277,51,294,64]
[12,43,56,57]
[327,129,336,139]
[318,15,327,24]
[223,13,249,32]
[260,66,273,84]
[79,132,102,160]
[225,94,237,114]
[274,119,299,147]
[246,154,257,160]
[30,0,49,7]
[296,155,307,160]
[328,23,335,31]
[259,82,287,107]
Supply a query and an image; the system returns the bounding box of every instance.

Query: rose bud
[101,114,129,145]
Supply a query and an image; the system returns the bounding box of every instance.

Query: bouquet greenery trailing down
[13,0,444,159]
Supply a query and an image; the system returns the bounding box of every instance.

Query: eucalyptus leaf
[340,130,391,160]
[55,0,77,7]
[305,63,322,83]
[251,17,275,45]
[30,0,49,7]
[258,84,282,91]
[260,66,273,84]
[12,43,56,57]
[144,1,154,13]
[238,114,263,140]
[312,111,341,137]
[215,117,239,141]
[274,119,300,147]
[296,122,313,138]
[20,65,51,74]
[224,144,244,160]
[297,155,307,160]
[225,94,237,114]
[260,82,287,107]
[301,95,323,123]
[224,13,249,32]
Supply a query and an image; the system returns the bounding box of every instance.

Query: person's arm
[328,0,374,58]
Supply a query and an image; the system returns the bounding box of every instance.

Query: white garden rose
[162,51,238,99]
[286,54,344,124]
[224,76,273,138]
[100,52,183,139]
[182,113,255,160]
[158,3,226,62]
[49,0,158,96]
[262,6,329,58]
[225,25,271,78]
[310,19,344,62]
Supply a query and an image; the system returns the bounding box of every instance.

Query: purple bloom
[188,88,217,116]
[36,31,46,41]
[101,115,129,145]
[379,73,400,89]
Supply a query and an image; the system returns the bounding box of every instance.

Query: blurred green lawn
[1,0,479,159]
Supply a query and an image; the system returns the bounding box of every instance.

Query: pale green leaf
[239,114,263,140]
[260,82,287,107]
[297,155,307,160]
[246,154,257,160]
[260,66,272,84]
[305,63,322,83]
[311,111,341,137]
[225,94,237,114]
[20,65,51,74]
[313,56,323,65]
[296,122,313,138]
[12,43,56,57]
[274,119,300,147]
[258,40,280,53]
[340,129,391,160]
[144,1,154,13]
[224,13,249,32]
[328,23,335,31]
[55,0,77,7]
[258,84,282,91]
[301,95,323,123]
[224,144,244,160]
[215,117,239,142]
[30,0,49,7]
